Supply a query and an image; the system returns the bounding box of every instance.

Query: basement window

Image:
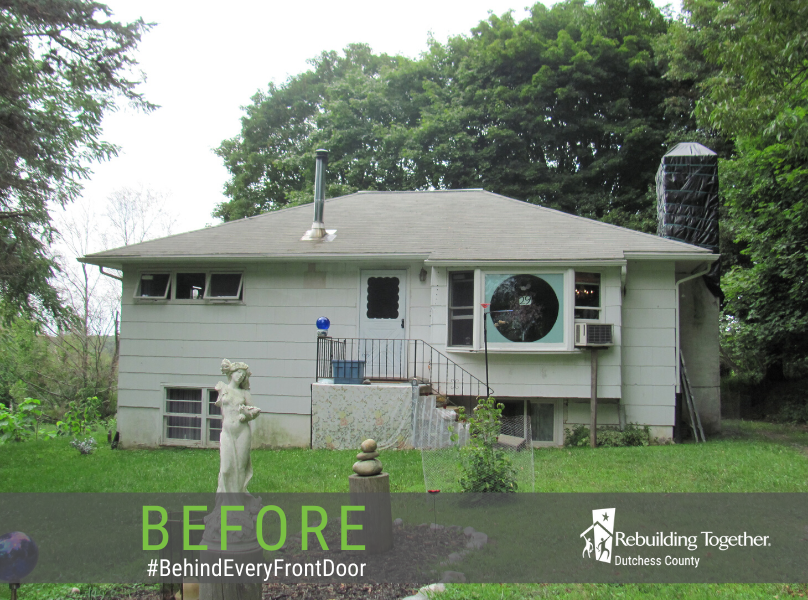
[163,387,222,446]
[136,273,171,299]
[574,272,601,321]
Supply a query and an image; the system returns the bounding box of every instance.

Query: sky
[66,0,680,246]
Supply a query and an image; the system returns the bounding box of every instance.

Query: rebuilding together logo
[579,507,772,568]
[580,508,615,563]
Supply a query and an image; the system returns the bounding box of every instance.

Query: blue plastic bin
[331,359,366,384]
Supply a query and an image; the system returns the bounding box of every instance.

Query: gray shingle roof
[81,190,714,266]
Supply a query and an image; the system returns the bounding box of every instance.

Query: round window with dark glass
[489,275,559,342]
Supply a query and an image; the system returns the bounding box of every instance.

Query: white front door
[359,270,407,379]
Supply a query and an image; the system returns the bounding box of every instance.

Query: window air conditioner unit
[575,323,614,347]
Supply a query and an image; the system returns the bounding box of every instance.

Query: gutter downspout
[674,263,710,441]
[99,266,123,281]
[674,263,711,391]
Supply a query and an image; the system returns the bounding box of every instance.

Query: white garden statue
[215,359,261,493]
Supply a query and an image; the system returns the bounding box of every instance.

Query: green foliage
[57,396,102,437]
[0,0,153,322]
[455,397,518,493]
[565,424,591,447]
[773,401,808,425]
[564,423,651,447]
[0,316,117,419]
[0,397,46,442]
[216,0,675,231]
[660,0,808,383]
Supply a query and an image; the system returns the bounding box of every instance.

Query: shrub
[565,424,590,447]
[455,397,518,493]
[564,423,651,447]
[57,396,102,437]
[0,398,49,443]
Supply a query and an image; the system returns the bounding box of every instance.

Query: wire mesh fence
[418,404,535,493]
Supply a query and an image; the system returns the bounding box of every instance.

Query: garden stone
[465,531,488,549]
[440,571,466,583]
[446,552,463,564]
[360,439,377,452]
[463,526,475,536]
[393,518,403,526]
[352,458,382,476]
[429,523,444,530]
[401,594,427,600]
[419,582,446,596]
[356,451,379,460]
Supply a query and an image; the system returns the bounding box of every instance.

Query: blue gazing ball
[316,316,330,331]
[0,532,38,582]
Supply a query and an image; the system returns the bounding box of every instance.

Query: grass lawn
[0,419,806,599]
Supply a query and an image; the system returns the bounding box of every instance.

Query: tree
[215,0,676,233]
[104,185,176,247]
[0,0,153,322]
[669,0,808,381]
[417,0,672,229]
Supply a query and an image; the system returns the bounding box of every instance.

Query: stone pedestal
[348,472,393,553]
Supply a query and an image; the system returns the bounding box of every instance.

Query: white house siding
[117,260,431,448]
[621,261,677,438]
[678,275,720,434]
[427,266,623,404]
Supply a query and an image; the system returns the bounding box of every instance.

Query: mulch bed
[265,522,470,598]
[118,523,470,600]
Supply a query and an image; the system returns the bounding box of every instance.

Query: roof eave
[79,252,432,268]
[623,251,718,261]
[424,258,628,267]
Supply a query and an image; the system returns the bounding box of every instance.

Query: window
[134,271,244,302]
[164,387,222,446]
[176,273,206,299]
[484,272,564,346]
[529,400,562,447]
[136,273,171,299]
[366,276,399,319]
[207,273,243,300]
[575,272,601,320]
[449,271,474,346]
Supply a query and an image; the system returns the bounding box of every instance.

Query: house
[81,157,720,449]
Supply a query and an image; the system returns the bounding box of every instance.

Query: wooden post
[348,473,393,553]
[198,546,263,600]
[590,348,598,449]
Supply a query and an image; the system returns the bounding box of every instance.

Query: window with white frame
[483,272,566,348]
[501,399,563,447]
[448,271,474,347]
[163,387,222,446]
[574,272,601,321]
[207,273,243,300]
[136,273,171,299]
[135,271,243,302]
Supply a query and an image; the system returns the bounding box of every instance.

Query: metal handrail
[315,336,490,398]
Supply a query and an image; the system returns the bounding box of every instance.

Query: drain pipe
[674,263,711,442]
[674,263,711,391]
[99,266,122,281]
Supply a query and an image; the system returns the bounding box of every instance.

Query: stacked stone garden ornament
[352,439,382,476]
[348,439,393,553]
